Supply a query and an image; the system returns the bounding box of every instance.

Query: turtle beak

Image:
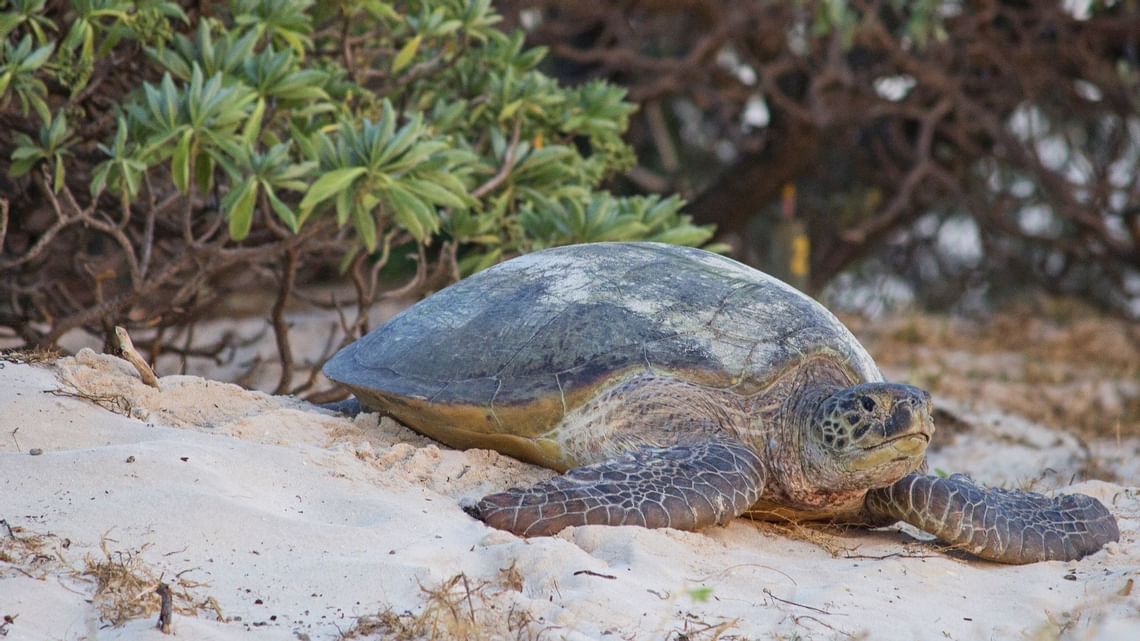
[858,391,933,466]
[855,431,929,473]
[884,406,914,438]
[884,387,934,440]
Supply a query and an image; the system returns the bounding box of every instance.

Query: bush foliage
[0,0,714,392]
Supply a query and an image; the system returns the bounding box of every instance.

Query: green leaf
[362,1,401,21]
[687,587,713,603]
[457,247,501,276]
[243,97,266,145]
[386,182,436,242]
[52,153,65,193]
[392,34,422,73]
[377,115,423,166]
[434,20,462,36]
[226,178,258,240]
[418,170,468,198]
[498,99,523,121]
[195,152,214,192]
[172,129,193,193]
[403,177,467,209]
[335,184,353,226]
[352,203,378,251]
[0,15,22,40]
[265,187,299,232]
[649,226,714,247]
[8,157,38,176]
[20,42,54,71]
[377,100,397,145]
[91,162,111,196]
[337,244,360,274]
[28,94,50,124]
[46,111,68,147]
[300,166,367,211]
[382,140,447,173]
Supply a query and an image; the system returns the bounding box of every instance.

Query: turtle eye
[860,397,877,412]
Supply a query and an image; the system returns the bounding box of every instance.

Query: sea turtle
[324,242,1118,563]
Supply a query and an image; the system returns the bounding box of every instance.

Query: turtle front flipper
[464,439,767,536]
[865,472,1119,563]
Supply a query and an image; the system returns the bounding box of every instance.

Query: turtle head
[804,383,934,491]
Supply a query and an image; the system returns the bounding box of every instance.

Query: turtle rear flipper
[865,473,1119,564]
[464,439,767,536]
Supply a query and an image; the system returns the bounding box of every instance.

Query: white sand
[1,351,1137,640]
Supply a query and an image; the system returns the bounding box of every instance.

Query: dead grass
[845,307,1140,439]
[343,567,543,641]
[665,612,740,640]
[1,520,220,630]
[740,514,945,563]
[342,565,747,641]
[0,346,62,365]
[81,538,219,626]
[743,517,856,558]
[0,519,68,579]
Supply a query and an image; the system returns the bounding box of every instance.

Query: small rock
[28,448,43,456]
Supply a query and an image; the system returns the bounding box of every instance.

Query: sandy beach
[1,347,1137,640]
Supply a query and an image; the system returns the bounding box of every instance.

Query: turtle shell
[324,242,880,449]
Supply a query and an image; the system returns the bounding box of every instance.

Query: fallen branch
[572,570,617,579]
[1,613,15,636]
[155,582,173,634]
[114,326,159,388]
[271,249,299,395]
[45,388,133,416]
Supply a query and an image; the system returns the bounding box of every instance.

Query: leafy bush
[0,0,714,393]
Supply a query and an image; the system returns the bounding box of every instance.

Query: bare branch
[271,248,299,395]
[471,119,523,199]
[114,326,159,388]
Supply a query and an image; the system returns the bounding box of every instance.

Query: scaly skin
[463,379,1120,563]
[465,439,766,536]
[865,472,1120,564]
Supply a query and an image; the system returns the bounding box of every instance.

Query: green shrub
[0,0,714,393]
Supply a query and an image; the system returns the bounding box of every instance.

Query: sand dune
[1,350,1136,640]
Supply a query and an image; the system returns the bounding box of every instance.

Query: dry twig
[155,582,174,634]
[114,326,159,388]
